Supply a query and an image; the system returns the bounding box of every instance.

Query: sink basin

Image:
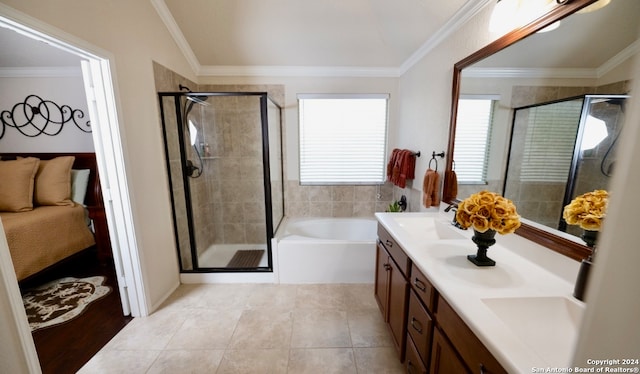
[482,296,585,365]
[390,216,466,240]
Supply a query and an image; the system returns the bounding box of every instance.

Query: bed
[0,152,108,281]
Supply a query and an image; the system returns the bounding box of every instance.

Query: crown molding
[597,39,640,78]
[462,67,598,79]
[150,0,201,75]
[197,65,401,78]
[461,37,640,80]
[0,66,82,78]
[399,0,493,75]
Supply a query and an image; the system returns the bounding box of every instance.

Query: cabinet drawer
[406,334,428,374]
[377,224,410,276]
[407,289,433,363]
[410,263,436,311]
[436,296,507,374]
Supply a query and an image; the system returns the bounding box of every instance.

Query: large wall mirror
[445,0,639,261]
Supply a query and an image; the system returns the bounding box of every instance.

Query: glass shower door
[158,92,283,272]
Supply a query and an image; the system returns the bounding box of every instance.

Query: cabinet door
[388,256,408,359]
[430,328,470,374]
[374,243,390,319]
[406,334,428,374]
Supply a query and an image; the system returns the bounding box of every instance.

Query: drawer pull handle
[385,239,393,247]
[410,317,423,334]
[414,278,426,292]
[384,263,391,271]
[479,364,486,374]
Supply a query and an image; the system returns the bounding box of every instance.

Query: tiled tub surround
[285,180,427,218]
[79,283,404,373]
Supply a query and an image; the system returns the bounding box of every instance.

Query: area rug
[22,276,111,332]
[226,249,264,268]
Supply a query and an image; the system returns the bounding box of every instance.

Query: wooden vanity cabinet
[430,328,469,374]
[435,296,507,374]
[375,225,410,360]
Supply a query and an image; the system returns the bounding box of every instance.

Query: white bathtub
[276,217,377,283]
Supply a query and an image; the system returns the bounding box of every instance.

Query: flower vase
[468,229,497,267]
[573,229,598,301]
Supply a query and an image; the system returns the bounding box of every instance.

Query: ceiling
[0,0,637,78]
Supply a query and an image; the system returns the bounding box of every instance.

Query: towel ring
[429,157,438,171]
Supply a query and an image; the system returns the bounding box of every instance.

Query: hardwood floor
[19,248,133,374]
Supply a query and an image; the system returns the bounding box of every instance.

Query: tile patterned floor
[78,283,404,373]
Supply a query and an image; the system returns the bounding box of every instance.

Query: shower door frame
[158,91,284,273]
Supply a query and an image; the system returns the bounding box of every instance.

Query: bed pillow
[0,157,40,212]
[34,156,75,206]
[71,169,91,205]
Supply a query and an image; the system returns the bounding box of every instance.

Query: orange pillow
[34,156,75,206]
[0,157,40,212]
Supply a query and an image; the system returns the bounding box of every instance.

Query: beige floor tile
[164,308,243,349]
[245,283,298,309]
[103,308,187,350]
[291,309,352,348]
[77,349,160,374]
[217,349,289,374]
[343,283,378,310]
[348,308,394,348]
[353,347,405,373]
[199,283,256,308]
[146,349,225,374]
[228,308,293,349]
[158,284,213,310]
[295,284,347,309]
[287,348,357,374]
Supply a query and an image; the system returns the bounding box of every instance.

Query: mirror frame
[445,0,600,261]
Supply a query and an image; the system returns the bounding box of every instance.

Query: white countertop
[375,210,584,373]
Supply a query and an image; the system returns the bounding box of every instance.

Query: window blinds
[520,100,583,182]
[298,94,389,184]
[454,98,494,183]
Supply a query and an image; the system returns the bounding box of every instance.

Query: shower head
[186,95,209,105]
[184,94,210,116]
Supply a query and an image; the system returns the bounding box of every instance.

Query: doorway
[0,9,143,373]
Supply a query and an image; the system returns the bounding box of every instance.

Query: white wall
[0,74,94,152]
[0,0,197,310]
[396,5,496,207]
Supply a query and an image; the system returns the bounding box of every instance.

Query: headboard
[0,152,103,209]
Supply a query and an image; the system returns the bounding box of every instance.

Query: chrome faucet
[445,203,466,230]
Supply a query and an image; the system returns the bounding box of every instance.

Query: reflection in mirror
[503,95,628,237]
[445,0,639,260]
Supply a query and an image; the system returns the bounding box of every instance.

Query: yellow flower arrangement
[455,190,521,235]
[562,189,608,231]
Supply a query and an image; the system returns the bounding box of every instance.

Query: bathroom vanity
[375,211,585,373]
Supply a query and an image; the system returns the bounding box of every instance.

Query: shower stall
[504,94,627,235]
[158,91,284,272]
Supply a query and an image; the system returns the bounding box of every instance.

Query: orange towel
[442,170,458,202]
[422,168,440,208]
[386,148,400,182]
[388,149,417,188]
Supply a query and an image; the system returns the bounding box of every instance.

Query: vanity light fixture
[489,0,575,34]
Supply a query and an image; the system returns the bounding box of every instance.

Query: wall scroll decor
[0,94,91,140]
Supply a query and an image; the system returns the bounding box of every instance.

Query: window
[298,94,389,184]
[454,97,496,184]
[519,99,583,182]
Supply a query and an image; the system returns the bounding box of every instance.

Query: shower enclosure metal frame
[157,91,284,273]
